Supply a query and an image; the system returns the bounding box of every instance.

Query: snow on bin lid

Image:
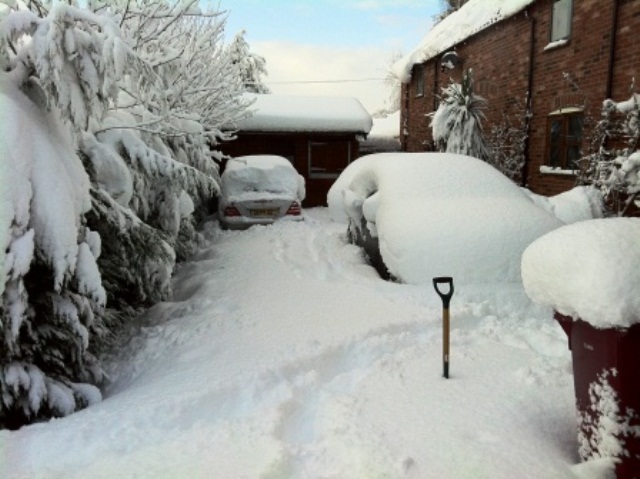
[522,218,640,329]
[228,93,372,134]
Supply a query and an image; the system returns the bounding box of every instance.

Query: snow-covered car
[218,155,306,230]
[328,152,565,285]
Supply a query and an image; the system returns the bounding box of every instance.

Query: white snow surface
[370,111,400,138]
[522,186,604,224]
[393,0,536,82]
[222,155,306,202]
[329,153,563,285]
[522,218,640,329]
[0,209,616,478]
[230,93,373,134]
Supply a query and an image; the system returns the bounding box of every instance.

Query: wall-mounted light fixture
[440,51,462,72]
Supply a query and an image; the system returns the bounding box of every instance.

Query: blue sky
[214,0,443,113]
[222,1,440,49]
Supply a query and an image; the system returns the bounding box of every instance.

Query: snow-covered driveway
[1,209,603,478]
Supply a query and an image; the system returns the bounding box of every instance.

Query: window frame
[307,140,352,179]
[414,63,424,97]
[545,108,584,171]
[550,0,573,43]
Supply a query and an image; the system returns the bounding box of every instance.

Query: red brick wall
[401,12,532,154]
[400,0,640,196]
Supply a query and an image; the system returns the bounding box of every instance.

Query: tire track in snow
[271,219,376,283]
[253,321,437,477]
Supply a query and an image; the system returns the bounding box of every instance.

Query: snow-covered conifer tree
[0,1,120,427]
[0,0,250,427]
[228,29,270,94]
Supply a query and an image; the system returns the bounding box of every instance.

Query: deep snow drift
[0,210,615,478]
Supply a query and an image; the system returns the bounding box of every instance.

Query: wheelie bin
[556,312,640,478]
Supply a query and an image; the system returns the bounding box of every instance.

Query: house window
[551,0,572,42]
[546,110,583,170]
[414,64,424,97]
[308,141,351,179]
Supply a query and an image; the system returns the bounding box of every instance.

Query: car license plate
[250,208,278,218]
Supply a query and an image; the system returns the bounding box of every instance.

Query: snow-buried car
[328,153,564,285]
[219,155,306,230]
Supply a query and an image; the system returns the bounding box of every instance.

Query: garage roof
[229,93,373,135]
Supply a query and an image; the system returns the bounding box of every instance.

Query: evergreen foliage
[228,29,270,94]
[430,69,490,161]
[0,0,254,427]
[578,90,640,216]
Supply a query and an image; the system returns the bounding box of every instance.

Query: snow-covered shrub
[0,73,105,428]
[484,99,530,184]
[0,0,251,427]
[578,90,640,216]
[228,29,270,94]
[430,69,489,161]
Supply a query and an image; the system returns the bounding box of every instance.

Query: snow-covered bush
[0,0,251,427]
[430,69,489,161]
[1,72,105,428]
[484,100,530,184]
[578,91,640,216]
[228,29,270,94]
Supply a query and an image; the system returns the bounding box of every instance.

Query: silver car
[218,155,306,230]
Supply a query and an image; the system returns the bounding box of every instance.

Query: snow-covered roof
[230,93,373,134]
[393,0,536,83]
[369,111,400,138]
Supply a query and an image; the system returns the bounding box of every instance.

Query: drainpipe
[521,9,536,188]
[606,0,620,99]
[433,58,439,112]
[402,83,410,151]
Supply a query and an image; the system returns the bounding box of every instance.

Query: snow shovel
[433,277,454,379]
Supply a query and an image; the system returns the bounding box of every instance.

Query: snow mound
[331,152,563,285]
[522,218,640,329]
[522,186,604,224]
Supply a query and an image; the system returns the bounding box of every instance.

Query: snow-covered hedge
[0,1,250,427]
[579,92,640,216]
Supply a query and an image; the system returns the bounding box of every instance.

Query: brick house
[395,0,639,196]
[220,94,372,207]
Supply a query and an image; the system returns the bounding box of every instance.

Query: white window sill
[543,38,569,51]
[539,165,577,176]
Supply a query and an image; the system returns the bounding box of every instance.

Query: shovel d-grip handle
[433,277,454,309]
[433,277,454,379]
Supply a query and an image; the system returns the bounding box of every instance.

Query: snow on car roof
[222,155,305,200]
[331,152,563,285]
[393,0,536,83]
[229,93,373,134]
[225,154,294,172]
